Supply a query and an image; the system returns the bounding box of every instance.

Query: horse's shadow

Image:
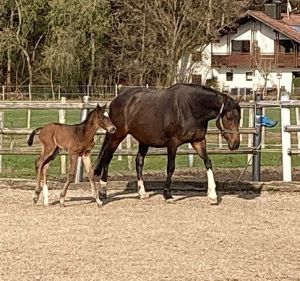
[50,180,261,207]
[110,180,262,204]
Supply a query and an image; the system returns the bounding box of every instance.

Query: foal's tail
[27,127,42,146]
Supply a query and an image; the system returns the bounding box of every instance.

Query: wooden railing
[212,52,300,68]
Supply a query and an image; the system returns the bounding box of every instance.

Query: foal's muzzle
[107,125,117,134]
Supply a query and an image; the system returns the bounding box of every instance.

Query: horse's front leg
[135,143,149,199]
[163,145,177,202]
[94,132,126,200]
[191,139,218,205]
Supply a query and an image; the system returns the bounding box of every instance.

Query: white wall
[180,14,296,92]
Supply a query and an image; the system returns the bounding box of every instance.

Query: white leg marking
[42,184,49,206]
[99,180,107,193]
[137,180,149,199]
[207,169,217,204]
[60,197,65,206]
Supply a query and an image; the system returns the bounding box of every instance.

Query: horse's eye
[226,112,233,120]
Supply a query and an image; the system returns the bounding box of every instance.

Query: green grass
[0,107,299,178]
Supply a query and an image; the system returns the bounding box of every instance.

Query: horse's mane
[168,83,224,97]
[168,83,240,112]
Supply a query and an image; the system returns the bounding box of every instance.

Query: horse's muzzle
[228,141,240,151]
[108,126,117,134]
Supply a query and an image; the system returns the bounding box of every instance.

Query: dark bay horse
[27,104,116,207]
[94,84,241,204]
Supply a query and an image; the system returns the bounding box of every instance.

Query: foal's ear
[98,103,107,115]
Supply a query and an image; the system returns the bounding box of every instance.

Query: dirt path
[0,188,299,281]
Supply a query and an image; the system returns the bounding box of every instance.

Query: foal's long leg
[94,132,127,199]
[41,148,60,206]
[82,153,103,206]
[135,143,149,199]
[60,153,79,206]
[163,145,178,201]
[191,139,218,204]
[33,147,57,205]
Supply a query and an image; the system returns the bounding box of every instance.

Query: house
[187,1,300,95]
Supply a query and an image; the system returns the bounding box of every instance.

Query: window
[231,40,250,53]
[246,72,253,81]
[279,40,293,53]
[226,71,233,81]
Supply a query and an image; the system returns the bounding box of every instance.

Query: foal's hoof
[139,192,150,200]
[208,196,218,205]
[59,203,65,207]
[33,197,38,205]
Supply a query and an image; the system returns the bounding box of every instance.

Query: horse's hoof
[96,199,104,207]
[208,196,218,205]
[139,192,149,200]
[165,196,175,204]
[99,192,107,200]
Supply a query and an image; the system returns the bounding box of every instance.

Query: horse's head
[96,104,116,134]
[216,96,241,151]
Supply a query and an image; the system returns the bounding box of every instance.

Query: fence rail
[0,95,299,182]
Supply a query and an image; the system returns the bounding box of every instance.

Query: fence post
[296,107,300,150]
[252,92,262,181]
[126,135,132,170]
[188,143,193,167]
[27,84,32,129]
[281,92,292,181]
[2,85,5,101]
[58,85,61,100]
[247,106,254,165]
[59,97,66,174]
[75,96,89,183]
[0,112,3,172]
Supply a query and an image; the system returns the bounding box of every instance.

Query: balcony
[212,52,300,68]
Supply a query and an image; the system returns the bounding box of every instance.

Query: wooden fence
[0,96,300,181]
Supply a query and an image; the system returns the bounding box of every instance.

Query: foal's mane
[80,107,97,125]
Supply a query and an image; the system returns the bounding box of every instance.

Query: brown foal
[27,104,116,207]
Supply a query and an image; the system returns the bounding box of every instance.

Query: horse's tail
[27,127,42,146]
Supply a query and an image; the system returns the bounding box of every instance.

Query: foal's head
[94,104,116,134]
[216,96,241,151]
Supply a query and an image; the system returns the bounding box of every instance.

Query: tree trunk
[88,32,96,92]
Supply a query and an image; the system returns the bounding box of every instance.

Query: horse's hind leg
[163,144,178,202]
[82,153,103,207]
[135,143,149,199]
[60,153,78,206]
[191,139,218,205]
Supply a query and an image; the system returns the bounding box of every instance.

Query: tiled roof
[218,10,300,44]
[248,10,300,43]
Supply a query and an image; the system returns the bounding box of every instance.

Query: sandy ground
[0,186,299,281]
